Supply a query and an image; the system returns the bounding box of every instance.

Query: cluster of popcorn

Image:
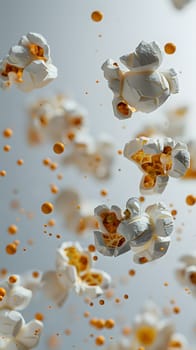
[124,137,190,194]
[55,189,98,234]
[0,274,43,350]
[102,41,179,120]
[94,197,174,263]
[0,33,57,91]
[176,252,196,296]
[106,301,191,350]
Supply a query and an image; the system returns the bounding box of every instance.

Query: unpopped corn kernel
[164,42,176,55]
[186,195,196,206]
[53,142,65,154]
[41,202,54,214]
[91,11,103,22]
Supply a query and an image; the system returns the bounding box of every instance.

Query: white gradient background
[0,0,195,349]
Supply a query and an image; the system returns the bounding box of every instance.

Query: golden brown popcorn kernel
[41,202,54,214]
[139,257,148,264]
[7,224,18,235]
[186,195,196,206]
[164,42,176,55]
[35,313,44,321]
[91,11,103,22]
[105,319,115,329]
[117,102,134,116]
[17,159,24,166]
[53,142,65,154]
[0,170,6,177]
[3,128,13,138]
[6,243,17,255]
[3,145,11,152]
[8,275,17,283]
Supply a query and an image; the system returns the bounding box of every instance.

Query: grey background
[0,0,195,349]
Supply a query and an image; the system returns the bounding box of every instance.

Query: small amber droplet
[9,275,17,283]
[7,224,18,235]
[0,170,6,177]
[0,287,6,298]
[3,128,13,138]
[164,42,176,55]
[17,159,24,166]
[99,299,105,305]
[91,11,103,22]
[53,142,65,154]
[3,145,11,152]
[88,244,96,252]
[128,269,136,276]
[41,202,54,214]
[105,319,115,329]
[186,195,196,206]
[35,313,44,321]
[173,306,180,314]
[32,271,40,278]
[95,335,105,346]
[6,243,17,255]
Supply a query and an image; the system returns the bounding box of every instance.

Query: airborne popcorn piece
[0,275,32,311]
[176,252,196,296]
[124,137,190,194]
[94,197,174,263]
[55,189,98,234]
[102,41,179,119]
[0,32,57,91]
[28,95,86,145]
[63,132,115,180]
[172,0,193,9]
[42,241,111,306]
[0,309,43,350]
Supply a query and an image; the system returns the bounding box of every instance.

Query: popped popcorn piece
[102,41,179,119]
[28,95,86,145]
[42,242,111,306]
[124,137,190,194]
[0,309,43,350]
[0,32,57,91]
[63,132,115,180]
[176,252,196,296]
[0,275,32,311]
[184,140,196,179]
[94,198,174,263]
[171,0,193,9]
[55,189,98,234]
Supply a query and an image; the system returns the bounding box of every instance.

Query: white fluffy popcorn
[0,275,32,311]
[94,197,174,263]
[28,94,86,145]
[124,137,190,194]
[0,309,43,350]
[42,242,111,306]
[55,188,98,234]
[63,131,115,180]
[171,0,193,9]
[102,41,179,120]
[176,252,196,296]
[0,32,57,91]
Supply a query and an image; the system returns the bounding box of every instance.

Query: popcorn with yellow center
[0,32,57,91]
[42,242,111,306]
[124,137,190,194]
[102,41,179,120]
[94,197,174,263]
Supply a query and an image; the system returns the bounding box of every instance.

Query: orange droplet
[3,128,13,138]
[0,170,6,177]
[128,269,136,276]
[100,189,108,196]
[32,271,40,278]
[48,219,56,226]
[53,142,65,154]
[50,184,59,194]
[186,195,196,206]
[3,145,11,152]
[173,306,181,314]
[105,319,115,329]
[17,159,24,166]
[91,11,103,22]
[95,335,105,346]
[164,42,176,55]
[50,162,58,171]
[171,209,177,216]
[6,243,17,255]
[99,299,105,306]
[43,158,51,166]
[7,225,18,235]
[0,287,6,298]
[8,275,17,283]
[35,313,44,321]
[124,294,129,299]
[41,202,54,214]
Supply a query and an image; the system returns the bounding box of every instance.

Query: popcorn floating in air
[0,309,43,350]
[0,32,57,91]
[172,0,193,9]
[55,188,98,234]
[63,132,115,180]
[28,95,86,145]
[42,241,111,306]
[102,41,179,119]
[124,137,190,194]
[183,140,196,179]
[176,252,196,296]
[0,275,32,311]
[94,197,174,263]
